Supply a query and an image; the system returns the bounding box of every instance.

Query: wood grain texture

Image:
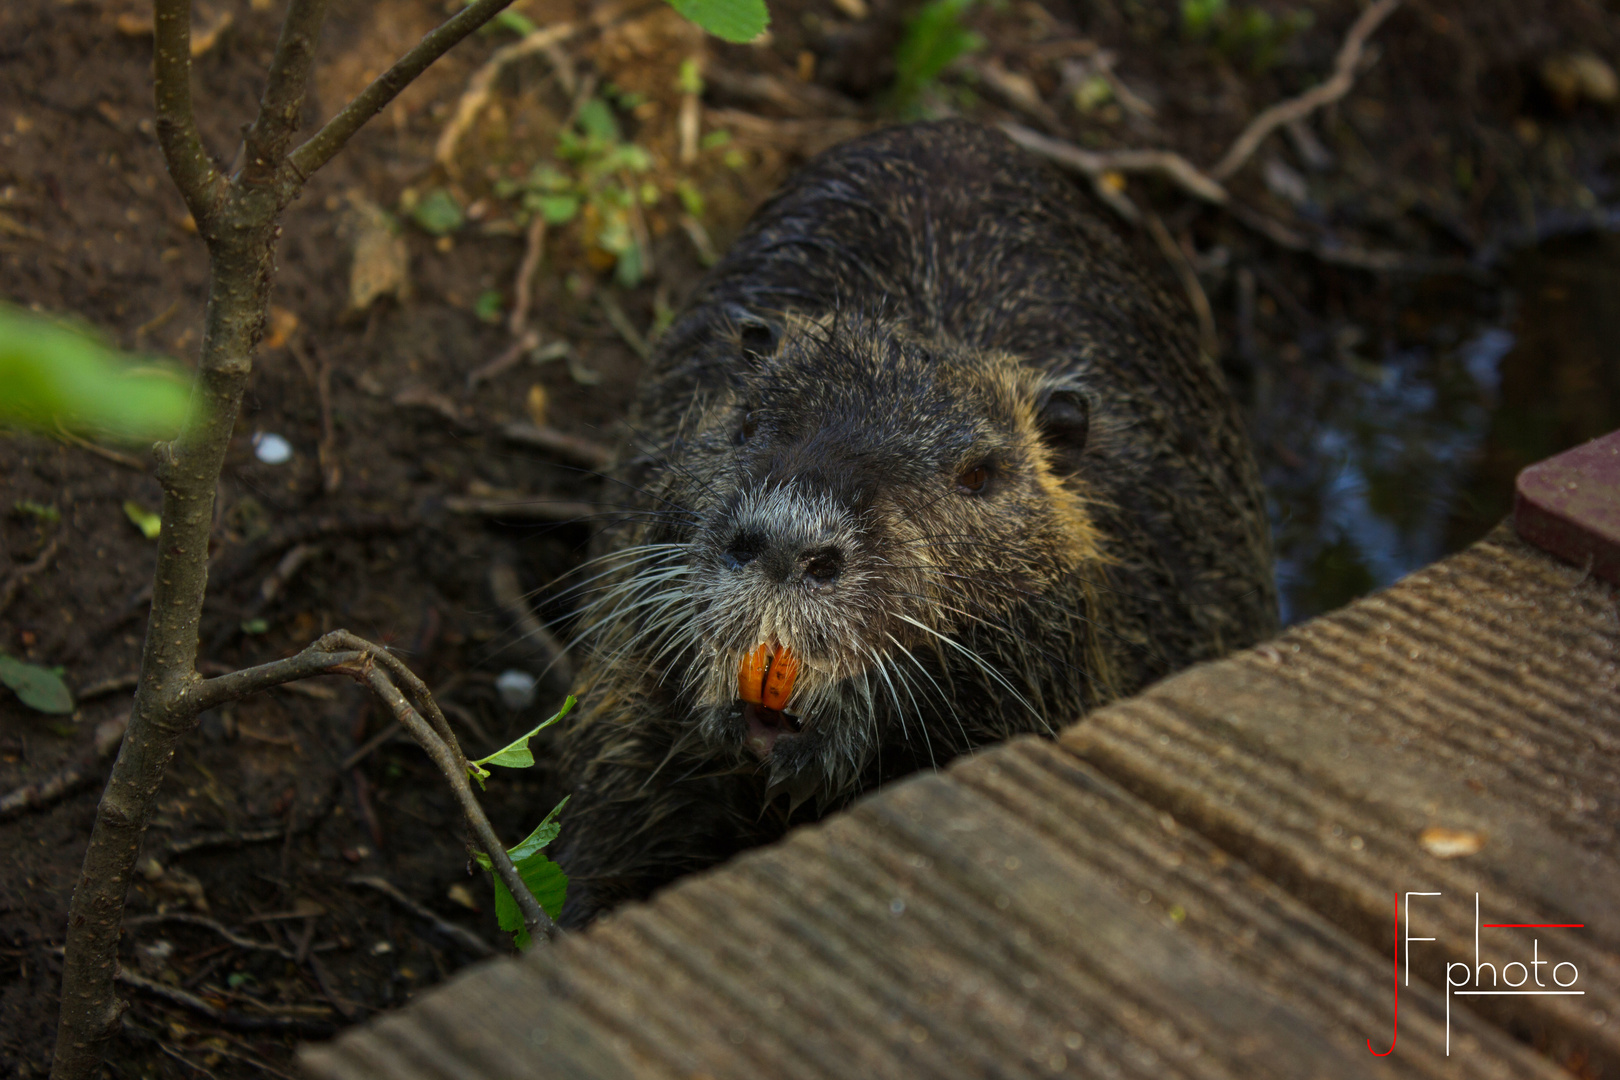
[300,525,1615,1078]
[1066,524,1620,1075]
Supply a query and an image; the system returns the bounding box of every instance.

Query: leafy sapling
[466,695,576,947]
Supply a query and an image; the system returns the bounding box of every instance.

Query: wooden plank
[1064,524,1620,1075]
[300,525,1614,1079]
[301,746,1559,1077]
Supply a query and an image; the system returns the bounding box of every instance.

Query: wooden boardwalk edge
[300,525,1619,1078]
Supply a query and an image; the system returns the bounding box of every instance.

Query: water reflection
[1263,229,1620,624]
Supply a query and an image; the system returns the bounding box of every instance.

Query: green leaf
[410,188,465,236]
[13,500,60,524]
[509,795,570,862]
[0,304,192,442]
[240,618,269,635]
[470,696,576,773]
[478,795,572,948]
[0,654,75,714]
[576,99,620,144]
[474,290,504,324]
[491,853,568,948]
[535,193,581,224]
[676,57,705,95]
[123,501,162,539]
[665,0,768,43]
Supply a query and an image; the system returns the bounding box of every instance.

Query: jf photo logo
[1367,891,1585,1058]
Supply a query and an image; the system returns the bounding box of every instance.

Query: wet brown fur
[551,121,1276,927]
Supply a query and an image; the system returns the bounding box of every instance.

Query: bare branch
[240,0,332,188]
[347,876,496,958]
[189,640,365,714]
[287,0,523,180]
[1144,213,1218,360]
[1210,0,1402,181]
[435,23,580,175]
[998,122,1225,218]
[0,536,59,619]
[152,0,226,227]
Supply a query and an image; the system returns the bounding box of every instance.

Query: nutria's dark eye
[738,413,759,444]
[956,463,991,494]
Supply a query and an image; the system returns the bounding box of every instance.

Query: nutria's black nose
[800,546,843,587]
[723,531,764,571]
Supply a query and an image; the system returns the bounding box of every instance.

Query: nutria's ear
[723,305,782,362]
[1037,386,1091,473]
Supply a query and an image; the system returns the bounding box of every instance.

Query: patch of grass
[889,0,985,117]
[1181,0,1312,73]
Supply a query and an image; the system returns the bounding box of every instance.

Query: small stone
[253,432,292,464]
[496,669,538,711]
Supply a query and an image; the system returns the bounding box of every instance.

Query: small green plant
[466,696,576,945]
[889,0,985,116]
[1181,0,1312,73]
[0,304,192,442]
[497,97,656,287]
[0,653,74,715]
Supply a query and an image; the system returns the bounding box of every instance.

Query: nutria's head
[581,308,1107,802]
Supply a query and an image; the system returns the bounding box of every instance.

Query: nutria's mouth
[742,701,803,759]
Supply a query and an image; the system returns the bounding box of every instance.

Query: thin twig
[500,421,616,469]
[347,875,496,958]
[508,213,547,337]
[115,967,336,1036]
[54,420,148,470]
[0,537,60,618]
[356,664,554,942]
[444,495,602,521]
[163,827,284,859]
[0,714,127,821]
[1144,213,1218,359]
[434,23,579,174]
[597,292,651,360]
[1210,0,1403,181]
[999,122,1223,215]
[467,329,541,390]
[123,912,296,960]
[291,0,525,180]
[1002,0,1404,219]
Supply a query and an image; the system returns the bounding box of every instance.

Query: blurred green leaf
[0,304,192,443]
[676,57,705,95]
[535,193,581,224]
[13,500,60,524]
[240,618,269,635]
[665,0,768,43]
[474,290,504,324]
[0,654,74,715]
[891,0,984,112]
[410,188,465,236]
[123,501,162,539]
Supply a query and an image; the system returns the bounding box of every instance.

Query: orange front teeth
[738,642,800,711]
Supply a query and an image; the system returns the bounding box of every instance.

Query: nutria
[551,120,1276,927]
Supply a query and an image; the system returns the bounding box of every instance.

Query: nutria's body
[552,120,1275,927]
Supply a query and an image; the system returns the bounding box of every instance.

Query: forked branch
[51,0,522,1076]
[288,0,526,180]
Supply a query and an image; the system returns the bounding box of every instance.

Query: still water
[1259,229,1620,624]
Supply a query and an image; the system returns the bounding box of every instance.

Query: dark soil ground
[2,0,1617,1075]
